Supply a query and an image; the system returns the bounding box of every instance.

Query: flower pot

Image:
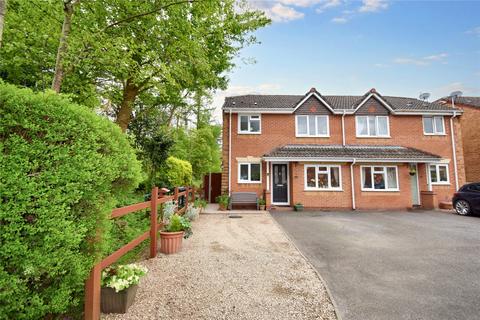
[294,205,304,212]
[160,231,184,254]
[218,204,227,211]
[259,205,266,211]
[101,284,138,314]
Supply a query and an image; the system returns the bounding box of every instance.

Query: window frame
[422,116,445,135]
[295,115,330,137]
[238,114,261,134]
[360,165,399,192]
[238,162,262,184]
[355,115,390,138]
[428,164,450,185]
[304,164,342,191]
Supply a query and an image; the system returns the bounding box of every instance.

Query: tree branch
[104,0,197,30]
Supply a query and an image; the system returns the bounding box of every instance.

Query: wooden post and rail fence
[84,186,195,320]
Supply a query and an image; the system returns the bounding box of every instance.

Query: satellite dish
[450,91,463,99]
[419,92,430,101]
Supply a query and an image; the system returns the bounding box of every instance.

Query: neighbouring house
[436,96,480,183]
[221,88,466,210]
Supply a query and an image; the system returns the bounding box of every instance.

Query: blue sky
[212,0,480,120]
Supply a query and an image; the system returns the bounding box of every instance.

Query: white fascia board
[292,92,336,113]
[352,93,396,114]
[262,157,442,163]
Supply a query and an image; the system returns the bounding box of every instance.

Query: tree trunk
[51,1,77,93]
[0,0,6,49]
[115,79,140,132]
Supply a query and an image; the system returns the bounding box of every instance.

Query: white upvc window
[296,115,329,137]
[428,164,449,184]
[304,165,342,190]
[423,116,445,135]
[238,163,261,183]
[361,166,399,191]
[356,116,390,137]
[238,114,261,134]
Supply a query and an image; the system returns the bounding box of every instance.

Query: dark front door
[272,164,288,204]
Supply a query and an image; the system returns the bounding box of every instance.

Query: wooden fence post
[174,187,179,206]
[150,187,158,258]
[84,263,102,320]
[184,187,189,209]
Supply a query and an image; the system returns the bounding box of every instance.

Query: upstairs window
[239,115,261,134]
[423,116,445,135]
[356,116,389,137]
[296,115,329,137]
[238,163,261,183]
[429,164,449,184]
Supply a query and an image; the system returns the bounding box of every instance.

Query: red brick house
[221,88,466,210]
[437,96,480,183]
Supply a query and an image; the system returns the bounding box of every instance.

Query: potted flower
[409,166,417,176]
[194,198,208,214]
[216,194,230,211]
[101,263,148,314]
[258,198,266,210]
[294,203,304,211]
[160,214,192,254]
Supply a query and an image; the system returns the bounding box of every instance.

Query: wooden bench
[229,192,258,210]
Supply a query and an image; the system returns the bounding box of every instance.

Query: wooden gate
[203,173,221,203]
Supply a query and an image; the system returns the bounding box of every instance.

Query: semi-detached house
[221,88,466,210]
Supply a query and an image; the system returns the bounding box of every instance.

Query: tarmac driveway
[271,210,480,320]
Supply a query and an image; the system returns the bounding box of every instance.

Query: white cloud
[358,0,389,13]
[430,82,480,100]
[249,2,304,23]
[316,0,342,12]
[374,63,389,68]
[393,53,448,66]
[466,26,480,37]
[331,17,348,24]
[278,0,323,7]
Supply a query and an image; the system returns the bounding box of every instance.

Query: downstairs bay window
[304,165,341,190]
[238,163,261,183]
[361,166,399,191]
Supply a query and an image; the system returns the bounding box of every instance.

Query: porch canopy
[263,144,442,163]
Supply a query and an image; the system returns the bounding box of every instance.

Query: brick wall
[221,108,466,209]
[456,104,480,182]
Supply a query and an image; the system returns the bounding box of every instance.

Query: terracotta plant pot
[160,231,184,254]
[101,285,138,314]
[218,204,227,211]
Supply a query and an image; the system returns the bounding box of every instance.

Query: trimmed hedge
[163,156,192,188]
[0,83,142,318]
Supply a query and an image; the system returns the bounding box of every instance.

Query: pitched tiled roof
[263,144,441,161]
[437,96,480,108]
[223,89,457,112]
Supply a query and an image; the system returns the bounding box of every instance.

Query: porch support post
[266,161,270,191]
[350,159,356,210]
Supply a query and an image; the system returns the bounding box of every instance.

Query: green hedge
[163,156,192,187]
[0,83,142,318]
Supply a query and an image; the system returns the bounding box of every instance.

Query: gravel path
[103,213,337,320]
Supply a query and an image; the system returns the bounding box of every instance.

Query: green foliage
[258,198,266,206]
[161,156,192,188]
[194,199,208,209]
[0,83,142,318]
[101,263,148,293]
[164,215,192,239]
[170,125,222,184]
[216,194,230,207]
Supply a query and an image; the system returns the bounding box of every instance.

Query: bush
[0,83,142,318]
[162,156,192,187]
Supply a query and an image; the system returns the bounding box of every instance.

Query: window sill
[356,136,391,139]
[360,189,400,192]
[423,133,447,136]
[431,182,450,186]
[238,131,261,135]
[304,188,343,192]
[296,135,330,138]
[238,181,262,184]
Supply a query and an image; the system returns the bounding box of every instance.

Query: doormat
[228,215,243,219]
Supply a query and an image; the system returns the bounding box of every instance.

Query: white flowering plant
[162,200,177,224]
[101,263,148,293]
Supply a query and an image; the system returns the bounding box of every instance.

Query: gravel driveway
[103,214,337,320]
